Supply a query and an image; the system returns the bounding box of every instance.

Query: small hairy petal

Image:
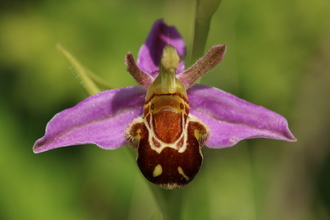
[126,53,154,89]
[33,86,146,153]
[137,19,186,76]
[177,45,227,88]
[187,84,296,148]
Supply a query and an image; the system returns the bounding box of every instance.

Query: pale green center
[145,45,187,100]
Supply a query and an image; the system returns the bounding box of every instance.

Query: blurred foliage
[0,0,330,219]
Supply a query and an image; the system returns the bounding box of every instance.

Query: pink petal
[33,86,146,153]
[187,84,296,148]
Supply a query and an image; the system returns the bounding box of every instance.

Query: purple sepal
[187,84,296,148]
[33,86,146,153]
[137,19,186,76]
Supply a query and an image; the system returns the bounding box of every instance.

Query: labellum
[126,45,210,189]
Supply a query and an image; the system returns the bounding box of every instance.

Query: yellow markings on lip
[178,166,190,181]
[153,164,163,177]
[135,128,142,140]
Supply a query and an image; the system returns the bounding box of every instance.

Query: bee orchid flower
[33,19,296,189]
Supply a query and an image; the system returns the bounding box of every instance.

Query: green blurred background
[1,0,330,219]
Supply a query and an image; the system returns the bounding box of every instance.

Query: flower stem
[190,0,222,66]
[148,183,185,220]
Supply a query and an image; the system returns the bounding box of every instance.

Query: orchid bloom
[33,19,296,189]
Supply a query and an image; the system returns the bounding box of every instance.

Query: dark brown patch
[135,121,208,189]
